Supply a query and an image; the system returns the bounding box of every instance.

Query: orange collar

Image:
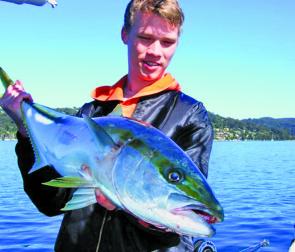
[91,73,181,102]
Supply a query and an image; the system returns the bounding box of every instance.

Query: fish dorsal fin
[82,114,116,149]
[109,104,152,129]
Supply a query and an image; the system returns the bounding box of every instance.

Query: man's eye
[138,36,150,40]
[162,40,174,46]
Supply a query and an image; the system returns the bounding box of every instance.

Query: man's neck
[124,78,150,99]
[124,74,164,99]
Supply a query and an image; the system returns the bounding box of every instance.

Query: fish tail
[0,67,14,90]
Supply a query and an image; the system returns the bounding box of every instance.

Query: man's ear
[121,27,128,44]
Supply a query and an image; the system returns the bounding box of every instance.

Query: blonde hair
[124,0,184,32]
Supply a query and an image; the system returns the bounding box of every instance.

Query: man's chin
[139,72,164,83]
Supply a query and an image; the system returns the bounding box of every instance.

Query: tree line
[1,108,294,141]
[208,112,295,140]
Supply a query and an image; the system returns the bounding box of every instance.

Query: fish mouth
[186,207,219,224]
[171,204,223,225]
[168,193,224,226]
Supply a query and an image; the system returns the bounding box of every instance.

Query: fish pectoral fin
[82,114,116,148]
[61,188,97,211]
[43,177,97,211]
[42,176,91,188]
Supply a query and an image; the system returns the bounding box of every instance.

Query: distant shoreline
[1,108,295,141]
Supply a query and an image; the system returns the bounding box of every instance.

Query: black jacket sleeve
[174,102,213,178]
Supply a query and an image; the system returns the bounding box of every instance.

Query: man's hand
[95,188,116,211]
[0,80,32,137]
[81,164,116,211]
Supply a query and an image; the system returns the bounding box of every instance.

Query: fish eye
[167,170,183,183]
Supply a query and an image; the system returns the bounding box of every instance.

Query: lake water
[0,140,294,251]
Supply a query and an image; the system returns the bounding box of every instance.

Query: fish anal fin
[61,188,97,211]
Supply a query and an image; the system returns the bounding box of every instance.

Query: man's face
[122,11,180,84]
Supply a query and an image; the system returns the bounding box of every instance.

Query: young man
[0,0,213,251]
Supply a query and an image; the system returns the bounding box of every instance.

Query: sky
[0,0,294,119]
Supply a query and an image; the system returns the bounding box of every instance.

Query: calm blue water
[0,140,294,251]
[209,141,295,251]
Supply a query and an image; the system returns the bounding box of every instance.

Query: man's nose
[147,40,162,56]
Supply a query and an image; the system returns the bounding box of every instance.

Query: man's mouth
[143,61,161,67]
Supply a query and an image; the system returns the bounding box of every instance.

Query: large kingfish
[0,67,224,237]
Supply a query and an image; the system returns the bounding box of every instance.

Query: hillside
[0,109,16,140]
[208,112,294,140]
[0,107,294,141]
[242,117,295,137]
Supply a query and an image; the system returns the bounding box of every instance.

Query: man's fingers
[14,92,33,105]
[4,81,32,103]
[138,219,151,228]
[14,80,25,91]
